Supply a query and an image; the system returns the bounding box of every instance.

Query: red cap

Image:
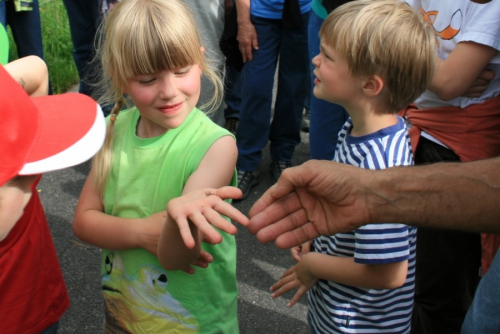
[0,65,106,186]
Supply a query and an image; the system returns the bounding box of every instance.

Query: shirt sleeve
[354,223,411,264]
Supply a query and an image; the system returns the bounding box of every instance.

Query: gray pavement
[40,90,312,333]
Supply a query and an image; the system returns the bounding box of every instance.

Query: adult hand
[237,21,258,62]
[248,160,372,249]
[462,69,495,98]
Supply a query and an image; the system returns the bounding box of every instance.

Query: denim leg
[269,12,309,162]
[462,249,500,334]
[62,0,100,97]
[40,321,59,334]
[224,63,241,119]
[236,16,281,172]
[308,10,348,160]
[0,2,6,28]
[5,0,44,59]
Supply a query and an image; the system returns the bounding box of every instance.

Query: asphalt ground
[40,91,312,333]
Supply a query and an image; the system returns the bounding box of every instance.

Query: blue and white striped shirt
[308,117,417,334]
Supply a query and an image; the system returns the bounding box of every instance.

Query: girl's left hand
[167,186,249,249]
[181,249,214,274]
[270,255,318,307]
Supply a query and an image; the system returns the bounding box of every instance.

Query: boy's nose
[312,54,320,67]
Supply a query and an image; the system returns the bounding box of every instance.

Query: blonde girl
[72,0,248,332]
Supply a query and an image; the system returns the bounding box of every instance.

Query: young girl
[72,0,248,332]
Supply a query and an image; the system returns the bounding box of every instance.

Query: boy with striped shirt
[270,1,436,332]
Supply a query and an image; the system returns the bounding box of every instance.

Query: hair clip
[110,114,117,122]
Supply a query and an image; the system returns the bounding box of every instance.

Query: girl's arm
[157,135,249,270]
[73,165,165,255]
[429,42,497,101]
[271,253,408,307]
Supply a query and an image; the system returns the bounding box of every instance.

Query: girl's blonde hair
[320,0,436,112]
[92,0,223,195]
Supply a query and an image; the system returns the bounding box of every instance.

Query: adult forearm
[368,157,500,232]
[235,0,250,23]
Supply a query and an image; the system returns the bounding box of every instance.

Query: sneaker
[234,169,260,202]
[301,108,310,133]
[270,160,292,183]
[225,117,239,136]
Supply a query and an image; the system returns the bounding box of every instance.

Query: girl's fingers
[203,209,238,235]
[176,217,196,249]
[188,212,223,244]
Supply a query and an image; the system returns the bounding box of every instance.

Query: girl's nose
[159,78,175,99]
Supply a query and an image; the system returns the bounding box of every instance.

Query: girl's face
[125,65,202,138]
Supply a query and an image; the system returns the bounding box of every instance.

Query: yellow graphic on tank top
[101,251,199,333]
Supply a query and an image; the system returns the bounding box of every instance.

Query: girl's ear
[200,46,205,55]
[361,75,384,97]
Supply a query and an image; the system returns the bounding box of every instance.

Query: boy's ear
[362,75,384,97]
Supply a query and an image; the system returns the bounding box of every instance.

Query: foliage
[8,0,78,94]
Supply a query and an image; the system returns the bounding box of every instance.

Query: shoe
[301,108,310,133]
[234,169,260,202]
[270,160,292,183]
[225,117,239,136]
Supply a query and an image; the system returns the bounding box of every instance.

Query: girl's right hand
[290,241,313,262]
[167,186,250,249]
[141,210,168,256]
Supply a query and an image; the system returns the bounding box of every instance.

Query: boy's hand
[290,240,313,262]
[462,68,495,98]
[270,255,318,307]
[167,187,249,249]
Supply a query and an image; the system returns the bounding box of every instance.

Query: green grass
[8,0,78,94]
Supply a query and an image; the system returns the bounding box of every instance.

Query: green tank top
[101,107,238,333]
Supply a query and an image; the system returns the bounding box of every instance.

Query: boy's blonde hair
[320,0,435,112]
[92,0,223,195]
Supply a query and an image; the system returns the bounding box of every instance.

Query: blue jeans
[0,0,44,59]
[62,0,100,97]
[307,10,348,160]
[236,13,309,172]
[462,249,500,333]
[40,321,59,334]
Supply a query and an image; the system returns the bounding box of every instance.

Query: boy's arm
[157,136,249,270]
[429,41,497,101]
[72,165,165,256]
[301,253,408,289]
[271,253,408,306]
[3,56,48,97]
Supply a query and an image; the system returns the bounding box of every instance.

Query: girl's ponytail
[92,97,124,197]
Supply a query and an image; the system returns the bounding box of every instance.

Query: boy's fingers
[288,287,307,307]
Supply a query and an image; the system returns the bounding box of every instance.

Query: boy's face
[312,41,361,107]
[0,175,38,241]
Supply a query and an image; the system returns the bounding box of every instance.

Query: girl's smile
[125,66,202,138]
